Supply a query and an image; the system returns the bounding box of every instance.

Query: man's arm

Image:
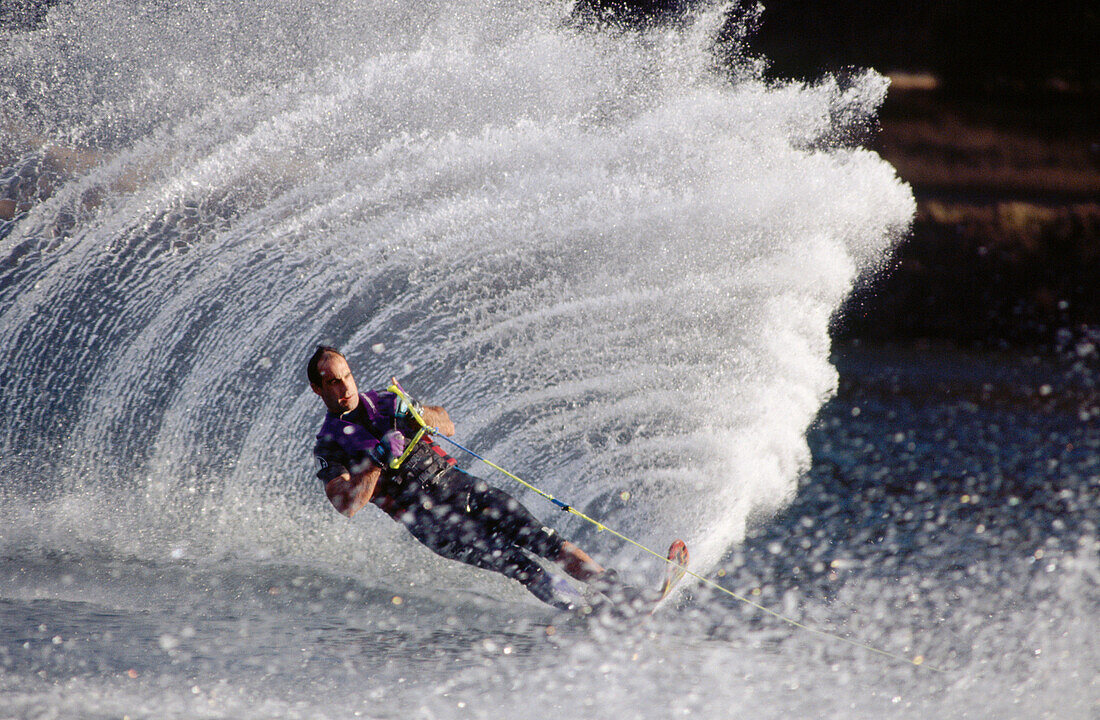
[420,405,455,436]
[324,464,382,517]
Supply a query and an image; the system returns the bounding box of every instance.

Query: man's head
[308,345,359,414]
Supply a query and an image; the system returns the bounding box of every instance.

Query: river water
[1,1,1095,718]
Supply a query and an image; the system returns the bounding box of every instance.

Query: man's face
[311,353,360,415]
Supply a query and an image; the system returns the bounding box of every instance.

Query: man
[308,345,628,609]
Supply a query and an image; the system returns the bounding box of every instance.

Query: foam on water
[0,0,912,579]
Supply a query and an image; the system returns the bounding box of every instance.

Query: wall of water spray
[0,0,913,579]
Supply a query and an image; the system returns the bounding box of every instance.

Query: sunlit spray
[0,1,912,577]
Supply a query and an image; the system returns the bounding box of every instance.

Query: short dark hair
[307,345,345,386]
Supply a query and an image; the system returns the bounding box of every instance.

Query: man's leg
[555,541,604,582]
[456,472,610,583]
[454,478,650,610]
[392,479,575,608]
[407,471,644,609]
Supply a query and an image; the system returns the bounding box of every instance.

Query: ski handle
[385,377,431,470]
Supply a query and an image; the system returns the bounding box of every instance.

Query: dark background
[573,0,1097,90]
[580,0,1100,348]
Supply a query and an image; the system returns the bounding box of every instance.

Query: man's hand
[421,405,455,436]
[325,465,382,517]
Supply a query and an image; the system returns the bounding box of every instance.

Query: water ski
[649,539,689,614]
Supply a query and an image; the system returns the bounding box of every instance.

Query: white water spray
[0,0,912,580]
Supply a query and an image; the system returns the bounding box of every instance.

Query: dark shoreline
[834,81,1099,349]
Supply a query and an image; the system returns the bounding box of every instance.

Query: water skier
[307,345,632,609]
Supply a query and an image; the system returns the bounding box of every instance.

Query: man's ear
[310,383,322,397]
